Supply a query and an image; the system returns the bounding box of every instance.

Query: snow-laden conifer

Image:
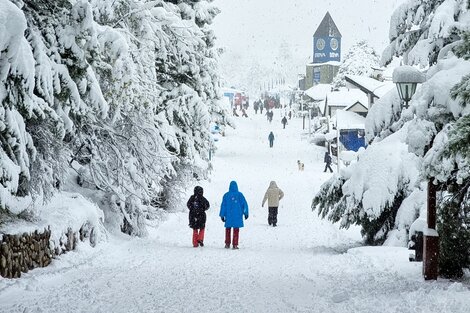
[0,0,225,236]
[332,41,380,89]
[313,0,470,275]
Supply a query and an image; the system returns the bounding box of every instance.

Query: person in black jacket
[187,186,210,247]
[281,116,288,129]
[324,151,333,173]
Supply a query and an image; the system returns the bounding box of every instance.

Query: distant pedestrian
[268,131,275,148]
[324,151,333,173]
[254,101,259,114]
[187,186,210,247]
[219,181,249,249]
[288,111,292,119]
[281,116,288,129]
[262,181,284,227]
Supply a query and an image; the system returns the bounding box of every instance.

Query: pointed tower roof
[314,12,342,38]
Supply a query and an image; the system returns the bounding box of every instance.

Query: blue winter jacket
[219,181,249,228]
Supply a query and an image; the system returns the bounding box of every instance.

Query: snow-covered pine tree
[332,41,380,89]
[421,31,470,277]
[73,0,225,235]
[382,0,469,67]
[0,0,70,214]
[1,0,225,236]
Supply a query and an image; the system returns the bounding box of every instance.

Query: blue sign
[223,92,234,101]
[313,68,321,83]
[339,130,366,152]
[313,36,341,63]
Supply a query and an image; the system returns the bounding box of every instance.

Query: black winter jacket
[187,186,210,229]
[324,152,332,164]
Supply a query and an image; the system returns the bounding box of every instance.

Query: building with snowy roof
[344,75,395,107]
[304,85,368,118]
[303,12,342,90]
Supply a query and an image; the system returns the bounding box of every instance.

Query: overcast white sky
[212,0,407,86]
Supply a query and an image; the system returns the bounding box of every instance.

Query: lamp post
[393,66,439,280]
[392,66,425,108]
[300,92,305,130]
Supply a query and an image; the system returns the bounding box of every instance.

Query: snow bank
[1,192,104,245]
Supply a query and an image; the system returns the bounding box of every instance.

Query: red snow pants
[192,228,205,247]
[225,228,239,246]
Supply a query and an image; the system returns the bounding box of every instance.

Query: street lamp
[393,66,439,280]
[392,66,425,108]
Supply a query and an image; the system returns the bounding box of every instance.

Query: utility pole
[308,108,312,136]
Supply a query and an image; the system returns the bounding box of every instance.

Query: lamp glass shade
[396,82,417,103]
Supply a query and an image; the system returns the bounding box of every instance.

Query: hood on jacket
[194,186,204,196]
[229,181,239,192]
[269,181,278,188]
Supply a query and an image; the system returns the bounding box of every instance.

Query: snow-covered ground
[1,110,469,313]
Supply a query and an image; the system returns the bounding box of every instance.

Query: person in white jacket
[261,181,284,227]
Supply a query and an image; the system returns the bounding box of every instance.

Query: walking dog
[297,160,304,171]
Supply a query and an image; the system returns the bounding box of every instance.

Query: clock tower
[312,12,342,64]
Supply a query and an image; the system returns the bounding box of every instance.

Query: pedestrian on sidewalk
[187,186,210,247]
[324,151,333,173]
[219,181,249,249]
[281,116,288,129]
[268,131,275,148]
[262,181,284,227]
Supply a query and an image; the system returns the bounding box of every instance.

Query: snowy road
[1,111,469,313]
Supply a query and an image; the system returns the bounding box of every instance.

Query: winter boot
[232,245,239,250]
[198,240,204,247]
[225,244,230,249]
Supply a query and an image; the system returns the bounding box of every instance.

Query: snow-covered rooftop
[327,88,368,108]
[221,87,244,94]
[307,61,342,67]
[335,110,366,130]
[304,84,331,101]
[344,101,367,112]
[306,86,368,115]
[346,75,395,98]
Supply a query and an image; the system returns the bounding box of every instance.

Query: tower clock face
[316,38,326,51]
[330,38,339,51]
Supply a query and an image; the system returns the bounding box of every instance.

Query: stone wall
[0,224,96,279]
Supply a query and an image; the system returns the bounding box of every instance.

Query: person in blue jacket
[268,131,275,148]
[219,181,249,249]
